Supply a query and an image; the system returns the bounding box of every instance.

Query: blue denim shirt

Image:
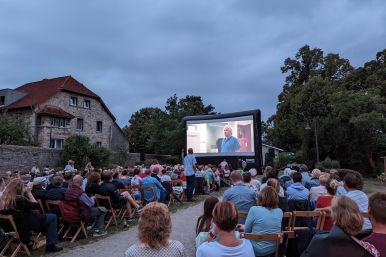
[221,136,240,153]
[183,154,197,176]
[141,176,166,202]
[223,183,256,223]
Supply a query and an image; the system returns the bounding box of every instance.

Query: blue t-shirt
[223,184,256,223]
[244,206,283,256]
[221,136,240,153]
[183,154,197,176]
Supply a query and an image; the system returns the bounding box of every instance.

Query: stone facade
[40,91,115,148]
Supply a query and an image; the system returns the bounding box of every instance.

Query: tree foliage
[268,46,386,175]
[60,135,110,168]
[0,114,32,145]
[123,95,215,155]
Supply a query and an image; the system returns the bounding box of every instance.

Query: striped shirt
[346,190,372,230]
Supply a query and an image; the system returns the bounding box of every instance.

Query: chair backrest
[239,211,248,218]
[282,212,293,231]
[94,194,114,210]
[45,200,62,213]
[36,199,46,214]
[292,211,324,230]
[241,232,282,257]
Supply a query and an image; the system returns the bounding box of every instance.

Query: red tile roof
[37,105,75,119]
[6,76,116,120]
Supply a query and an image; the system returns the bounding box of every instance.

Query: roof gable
[6,76,116,120]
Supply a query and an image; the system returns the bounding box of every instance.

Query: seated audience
[260,169,285,197]
[261,166,273,184]
[85,171,101,196]
[32,177,48,200]
[99,170,141,220]
[2,179,62,252]
[242,172,252,187]
[329,170,347,195]
[309,173,329,202]
[239,186,283,257]
[64,175,107,237]
[161,169,172,183]
[195,196,220,235]
[62,170,73,189]
[64,160,75,172]
[46,174,66,200]
[130,168,142,200]
[363,192,386,256]
[316,177,339,230]
[151,167,162,182]
[119,169,132,186]
[222,171,256,223]
[141,168,167,202]
[305,169,321,190]
[300,164,311,186]
[112,170,125,189]
[287,172,309,200]
[267,178,288,212]
[343,173,372,230]
[301,196,377,257]
[125,202,185,257]
[196,201,255,257]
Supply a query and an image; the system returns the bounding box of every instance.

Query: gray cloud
[0,0,385,126]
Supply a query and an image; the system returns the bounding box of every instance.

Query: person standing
[184,148,197,202]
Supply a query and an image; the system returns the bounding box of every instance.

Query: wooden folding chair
[0,214,31,257]
[238,211,248,218]
[62,221,88,243]
[282,212,293,231]
[36,199,46,214]
[94,194,120,228]
[291,211,324,230]
[241,232,282,257]
[45,200,65,235]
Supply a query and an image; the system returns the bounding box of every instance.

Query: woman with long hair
[195,196,219,235]
[2,178,62,253]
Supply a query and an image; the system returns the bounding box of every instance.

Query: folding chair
[282,212,293,231]
[238,211,248,219]
[291,211,324,230]
[0,214,31,257]
[59,202,88,243]
[36,199,46,214]
[94,194,121,229]
[241,232,282,257]
[45,200,65,235]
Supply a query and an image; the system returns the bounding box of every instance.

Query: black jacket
[46,185,66,200]
[301,225,373,257]
[99,181,124,204]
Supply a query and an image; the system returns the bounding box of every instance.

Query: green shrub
[274,152,295,169]
[0,114,32,145]
[60,135,110,169]
[316,157,340,170]
[164,155,179,165]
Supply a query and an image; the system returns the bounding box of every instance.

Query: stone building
[0,76,129,151]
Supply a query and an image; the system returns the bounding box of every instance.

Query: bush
[60,135,110,169]
[316,157,340,170]
[274,152,295,169]
[165,155,179,165]
[0,114,32,145]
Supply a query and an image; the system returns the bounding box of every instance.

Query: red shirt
[363,233,386,257]
[316,195,334,231]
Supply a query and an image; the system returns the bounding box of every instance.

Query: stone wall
[0,145,62,172]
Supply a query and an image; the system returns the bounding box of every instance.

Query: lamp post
[305,121,320,163]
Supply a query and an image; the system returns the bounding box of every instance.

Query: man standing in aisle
[184,148,197,202]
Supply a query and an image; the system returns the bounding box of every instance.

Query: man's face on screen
[224,127,232,138]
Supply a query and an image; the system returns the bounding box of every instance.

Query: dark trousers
[186,175,195,201]
[195,177,204,194]
[43,213,58,245]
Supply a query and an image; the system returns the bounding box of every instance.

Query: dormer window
[70,96,77,106]
[83,100,91,109]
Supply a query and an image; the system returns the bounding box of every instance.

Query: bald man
[220,125,240,153]
[64,175,107,237]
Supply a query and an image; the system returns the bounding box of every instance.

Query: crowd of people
[0,150,385,257]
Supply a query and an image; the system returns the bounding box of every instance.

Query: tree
[60,135,110,168]
[0,114,32,145]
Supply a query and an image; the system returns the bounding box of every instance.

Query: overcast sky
[1,0,385,127]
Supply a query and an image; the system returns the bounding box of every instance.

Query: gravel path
[51,202,203,257]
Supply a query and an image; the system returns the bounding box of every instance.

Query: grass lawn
[363,179,386,194]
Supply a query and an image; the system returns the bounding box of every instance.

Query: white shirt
[196,239,254,257]
[309,186,327,202]
[161,175,172,182]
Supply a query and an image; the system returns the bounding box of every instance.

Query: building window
[0,96,4,106]
[51,117,66,128]
[70,96,78,106]
[96,142,102,146]
[83,100,91,109]
[50,139,64,149]
[96,121,103,132]
[76,118,84,131]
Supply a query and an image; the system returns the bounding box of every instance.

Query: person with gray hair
[220,125,240,153]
